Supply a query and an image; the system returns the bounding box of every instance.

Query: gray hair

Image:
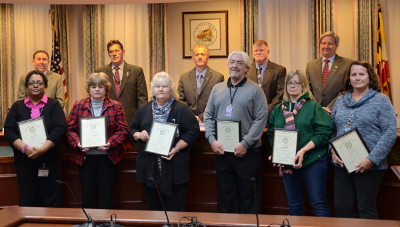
[150,71,177,99]
[227,51,250,69]
[193,44,209,57]
[320,31,340,45]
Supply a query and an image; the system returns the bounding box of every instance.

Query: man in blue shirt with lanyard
[204,51,268,214]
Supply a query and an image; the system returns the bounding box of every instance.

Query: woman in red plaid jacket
[66,72,128,209]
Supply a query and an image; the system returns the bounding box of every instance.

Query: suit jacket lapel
[46,70,54,80]
[324,55,342,89]
[189,69,198,95]
[106,64,117,98]
[198,68,213,95]
[120,63,131,95]
[314,58,323,90]
[262,61,273,88]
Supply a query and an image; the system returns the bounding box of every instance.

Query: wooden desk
[1,207,400,227]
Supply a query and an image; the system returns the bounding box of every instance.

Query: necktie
[257,66,262,87]
[322,59,330,87]
[197,74,203,94]
[114,66,121,99]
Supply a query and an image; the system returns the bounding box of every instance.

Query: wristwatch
[174,146,179,153]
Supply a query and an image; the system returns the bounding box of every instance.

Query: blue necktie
[197,74,204,94]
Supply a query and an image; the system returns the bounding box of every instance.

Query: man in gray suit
[246,40,286,115]
[178,44,224,122]
[17,50,65,107]
[306,31,353,114]
[95,40,148,126]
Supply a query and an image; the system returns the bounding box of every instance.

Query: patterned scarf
[279,98,305,175]
[152,96,174,122]
[282,99,306,129]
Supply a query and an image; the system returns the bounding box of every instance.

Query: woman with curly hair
[330,61,397,219]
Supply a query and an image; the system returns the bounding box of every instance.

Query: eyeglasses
[286,82,301,87]
[27,81,45,87]
[108,49,121,54]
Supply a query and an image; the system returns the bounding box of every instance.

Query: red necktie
[114,66,121,99]
[322,59,329,87]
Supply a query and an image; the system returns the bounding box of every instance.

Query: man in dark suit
[17,50,65,108]
[178,45,224,122]
[306,31,353,114]
[246,40,286,115]
[95,40,148,125]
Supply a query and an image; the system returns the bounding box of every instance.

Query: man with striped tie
[306,31,353,114]
[246,40,286,116]
[178,44,224,122]
[95,40,148,126]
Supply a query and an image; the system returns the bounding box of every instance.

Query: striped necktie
[257,66,262,87]
[114,66,121,99]
[322,59,330,87]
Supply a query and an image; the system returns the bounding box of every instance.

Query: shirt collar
[112,61,125,70]
[255,59,268,72]
[227,77,247,88]
[322,54,336,63]
[24,94,48,106]
[195,67,208,78]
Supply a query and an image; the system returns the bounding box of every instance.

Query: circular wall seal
[193,22,218,46]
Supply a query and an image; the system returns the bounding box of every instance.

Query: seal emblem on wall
[193,22,217,46]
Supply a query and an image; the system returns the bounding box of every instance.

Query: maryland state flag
[375,2,391,100]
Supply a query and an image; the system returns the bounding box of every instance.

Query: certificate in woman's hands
[330,128,370,173]
[145,121,178,156]
[80,116,107,148]
[272,128,299,166]
[18,116,48,147]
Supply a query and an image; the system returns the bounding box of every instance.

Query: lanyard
[229,86,239,106]
[346,107,358,127]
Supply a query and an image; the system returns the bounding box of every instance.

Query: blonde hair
[282,70,313,102]
[150,72,177,99]
[85,72,111,97]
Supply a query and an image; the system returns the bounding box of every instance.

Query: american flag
[50,35,68,106]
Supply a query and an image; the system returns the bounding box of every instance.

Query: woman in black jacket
[130,71,200,211]
[4,70,65,207]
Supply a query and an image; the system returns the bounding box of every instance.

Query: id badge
[225,105,233,117]
[344,126,351,132]
[38,167,49,177]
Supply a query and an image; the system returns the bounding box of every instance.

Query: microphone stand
[55,180,96,227]
[148,177,174,227]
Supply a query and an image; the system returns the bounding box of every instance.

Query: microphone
[250,178,259,227]
[55,180,96,227]
[147,177,174,227]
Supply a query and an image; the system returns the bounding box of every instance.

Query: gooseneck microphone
[147,177,174,227]
[55,180,96,227]
[250,178,259,227]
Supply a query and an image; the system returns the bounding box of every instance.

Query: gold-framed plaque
[272,128,299,166]
[330,128,371,173]
[215,120,241,152]
[80,116,107,148]
[145,121,178,157]
[17,116,48,147]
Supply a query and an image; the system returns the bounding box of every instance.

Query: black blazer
[4,98,66,165]
[129,100,200,196]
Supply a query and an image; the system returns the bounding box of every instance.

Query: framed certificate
[80,116,107,148]
[18,116,48,147]
[272,128,300,166]
[330,128,371,173]
[215,120,241,152]
[145,121,178,156]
